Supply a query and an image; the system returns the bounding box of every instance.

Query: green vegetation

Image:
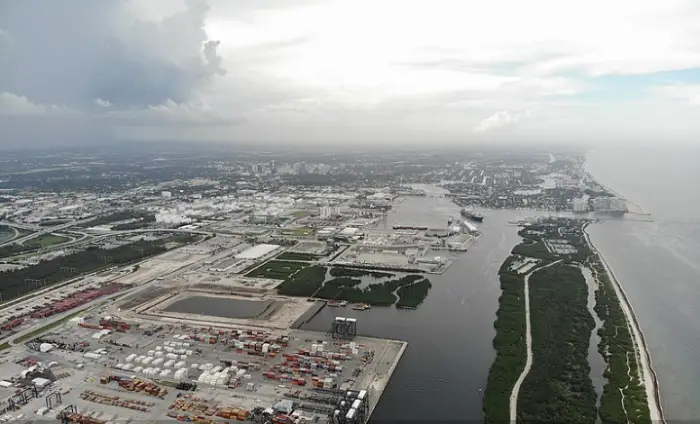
[277,266,327,296]
[0,342,9,351]
[519,263,597,424]
[483,256,527,424]
[590,256,650,424]
[315,277,363,298]
[169,234,201,244]
[246,260,308,279]
[276,251,322,261]
[81,210,155,229]
[280,227,314,237]
[28,234,69,248]
[329,267,394,278]
[0,240,167,301]
[315,274,428,307]
[511,240,555,261]
[395,278,432,308]
[485,218,652,424]
[13,308,89,344]
[0,233,70,258]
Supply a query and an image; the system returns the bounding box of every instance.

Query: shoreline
[583,224,665,423]
[582,156,647,216]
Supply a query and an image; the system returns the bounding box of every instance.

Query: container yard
[0,225,413,424]
[0,281,129,342]
[0,312,405,424]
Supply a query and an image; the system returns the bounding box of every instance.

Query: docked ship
[460,208,484,222]
[327,300,348,307]
[352,303,371,311]
[392,225,428,231]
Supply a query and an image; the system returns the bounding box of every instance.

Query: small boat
[327,300,348,307]
[352,303,371,310]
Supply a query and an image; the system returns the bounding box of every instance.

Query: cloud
[3,0,700,146]
[0,92,81,117]
[0,0,223,110]
[95,98,112,108]
[104,99,245,126]
[473,110,533,133]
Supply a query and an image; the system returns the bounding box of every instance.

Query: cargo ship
[327,300,348,307]
[352,303,371,311]
[392,225,428,231]
[461,209,484,222]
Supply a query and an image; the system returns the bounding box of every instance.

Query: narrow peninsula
[484,217,663,424]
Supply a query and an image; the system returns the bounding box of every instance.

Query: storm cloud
[0,0,223,110]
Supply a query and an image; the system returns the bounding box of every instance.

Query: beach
[584,225,665,423]
[582,155,664,421]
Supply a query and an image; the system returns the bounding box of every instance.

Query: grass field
[26,234,70,249]
[245,260,308,279]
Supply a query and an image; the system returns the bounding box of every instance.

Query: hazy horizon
[2,0,700,148]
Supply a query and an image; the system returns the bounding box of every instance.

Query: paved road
[0,220,79,247]
[509,259,562,423]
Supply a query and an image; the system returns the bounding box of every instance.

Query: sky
[1,0,700,148]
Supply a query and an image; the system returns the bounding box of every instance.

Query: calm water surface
[587,147,700,421]
[304,187,526,422]
[166,296,273,319]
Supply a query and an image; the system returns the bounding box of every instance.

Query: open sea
[586,146,700,422]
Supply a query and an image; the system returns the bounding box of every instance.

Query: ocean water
[586,146,700,421]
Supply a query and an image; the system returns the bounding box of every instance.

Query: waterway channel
[303,186,527,421]
[581,265,606,411]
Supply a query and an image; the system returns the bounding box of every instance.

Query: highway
[0,219,85,248]
[0,219,218,255]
